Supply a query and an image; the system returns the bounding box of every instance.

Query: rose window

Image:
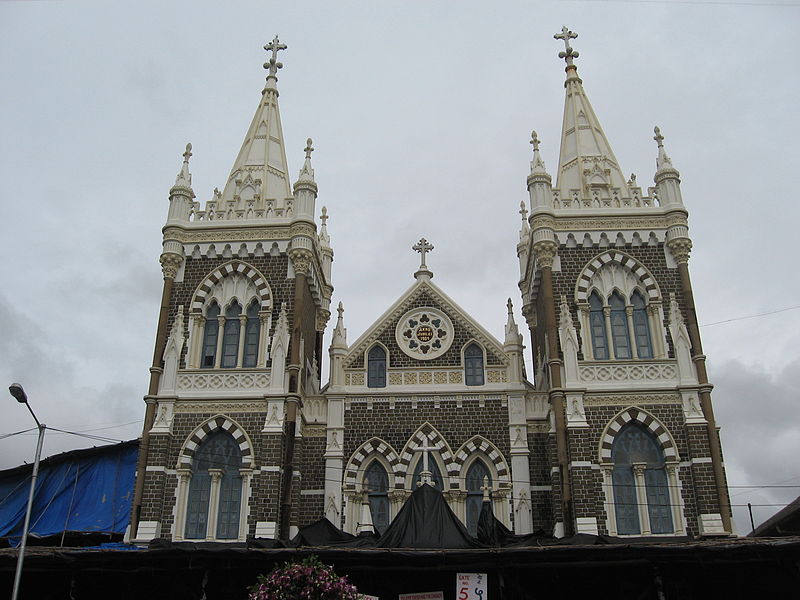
[395,307,454,360]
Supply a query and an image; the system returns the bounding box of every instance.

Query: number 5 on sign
[456,573,487,600]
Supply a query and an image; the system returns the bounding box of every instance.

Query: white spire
[173,143,193,190]
[331,301,347,349]
[219,37,292,208]
[319,206,330,247]
[553,27,630,207]
[527,130,553,212]
[653,125,684,208]
[296,138,316,185]
[654,126,674,170]
[166,143,195,223]
[504,298,520,345]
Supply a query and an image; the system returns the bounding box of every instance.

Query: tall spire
[219,37,293,209]
[553,27,629,207]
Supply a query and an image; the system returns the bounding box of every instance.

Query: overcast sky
[1,1,799,535]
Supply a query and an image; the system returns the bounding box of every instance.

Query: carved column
[534,239,573,536]
[214,316,226,368]
[131,251,182,539]
[257,311,270,368]
[632,463,650,535]
[625,306,638,359]
[206,469,224,540]
[668,237,732,534]
[173,468,192,541]
[237,315,247,367]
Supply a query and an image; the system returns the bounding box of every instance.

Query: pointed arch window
[465,459,492,536]
[588,292,609,360]
[631,291,653,359]
[242,300,261,368]
[412,454,444,490]
[185,430,243,539]
[367,345,386,388]
[201,302,221,368]
[220,301,242,368]
[611,423,673,535]
[464,343,484,386]
[364,460,390,534]
[609,292,632,360]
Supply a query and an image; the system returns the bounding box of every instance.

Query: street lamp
[8,383,46,600]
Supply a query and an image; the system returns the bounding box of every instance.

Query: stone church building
[129,31,732,545]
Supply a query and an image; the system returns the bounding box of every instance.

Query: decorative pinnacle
[507,298,514,314]
[654,126,665,148]
[554,26,579,66]
[413,238,434,271]
[182,143,192,163]
[320,205,328,226]
[530,130,540,152]
[305,137,314,159]
[337,301,344,318]
[263,35,287,79]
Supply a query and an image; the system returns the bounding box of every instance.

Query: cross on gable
[554,26,579,66]
[413,238,434,271]
[415,435,435,487]
[264,35,287,78]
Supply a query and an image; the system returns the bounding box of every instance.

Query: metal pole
[11,422,46,600]
[748,502,755,534]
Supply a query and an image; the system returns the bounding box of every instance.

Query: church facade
[130,31,732,544]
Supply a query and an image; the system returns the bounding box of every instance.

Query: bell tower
[130,37,334,543]
[518,28,731,538]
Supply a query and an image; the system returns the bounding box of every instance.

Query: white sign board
[456,573,488,600]
[398,593,443,600]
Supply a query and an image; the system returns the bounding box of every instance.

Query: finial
[413,238,434,272]
[519,201,528,222]
[305,137,314,159]
[183,143,192,163]
[530,130,540,152]
[554,26,579,66]
[263,35,287,79]
[629,173,637,186]
[337,301,344,318]
[481,475,490,502]
[654,126,664,148]
[507,298,514,314]
[320,205,328,226]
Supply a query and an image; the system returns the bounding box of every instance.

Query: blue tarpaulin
[0,440,138,545]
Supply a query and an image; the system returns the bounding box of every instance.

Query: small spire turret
[652,125,685,208]
[166,143,195,224]
[527,131,553,212]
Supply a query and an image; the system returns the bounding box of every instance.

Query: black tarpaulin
[376,484,484,548]
[289,518,356,547]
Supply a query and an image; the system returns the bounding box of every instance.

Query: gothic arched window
[367,345,386,388]
[220,302,243,368]
[631,291,653,359]
[365,460,390,534]
[201,302,221,368]
[242,300,260,368]
[185,430,243,539]
[465,459,492,536]
[412,454,444,490]
[609,291,632,359]
[464,343,484,386]
[588,292,609,360]
[611,423,674,535]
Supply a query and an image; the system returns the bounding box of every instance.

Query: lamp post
[8,383,46,600]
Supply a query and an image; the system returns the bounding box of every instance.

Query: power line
[700,304,800,327]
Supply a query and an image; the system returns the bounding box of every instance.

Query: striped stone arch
[453,436,510,485]
[190,260,272,313]
[343,437,401,491]
[574,251,661,304]
[177,415,254,469]
[598,407,678,464]
[398,423,457,489]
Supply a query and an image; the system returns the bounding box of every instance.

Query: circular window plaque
[394,307,454,360]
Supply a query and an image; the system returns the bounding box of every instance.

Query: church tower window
[609,291,632,359]
[367,345,386,388]
[221,301,243,368]
[201,302,221,368]
[465,459,491,536]
[364,460,390,534]
[588,291,609,360]
[242,299,260,368]
[631,291,653,359]
[464,343,485,386]
[611,423,674,535]
[184,430,243,539]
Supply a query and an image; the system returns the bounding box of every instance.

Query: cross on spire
[654,126,665,148]
[413,238,434,271]
[304,137,314,159]
[182,142,192,163]
[320,205,328,226]
[263,35,287,79]
[530,130,541,152]
[519,201,528,222]
[554,26,579,66]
